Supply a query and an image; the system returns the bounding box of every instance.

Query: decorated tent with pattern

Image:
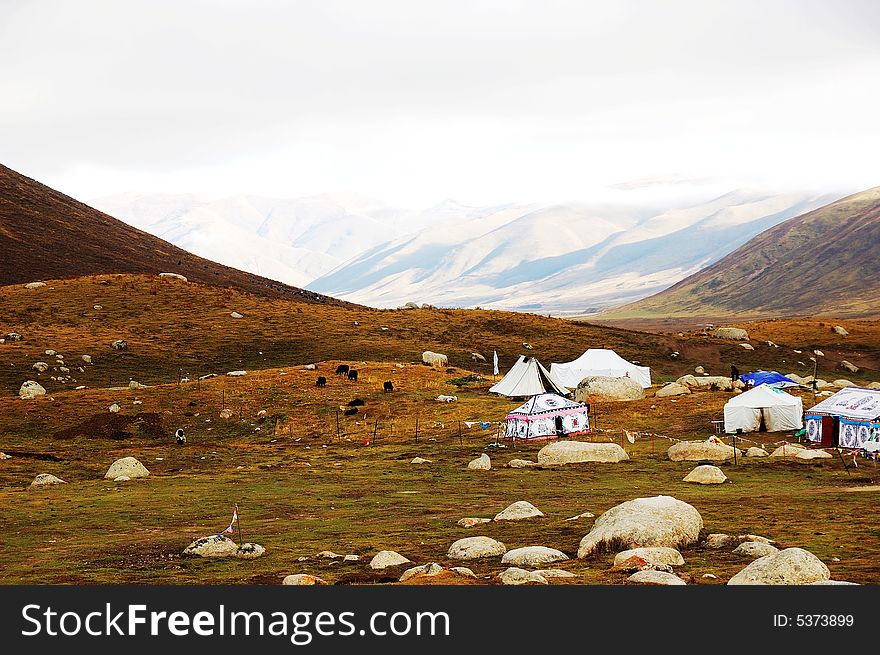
[489,355,570,398]
[503,393,590,441]
[805,386,880,450]
[723,385,803,433]
[550,348,651,389]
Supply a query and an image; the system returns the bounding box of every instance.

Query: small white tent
[489,356,570,398]
[504,393,590,440]
[723,385,803,433]
[550,348,651,389]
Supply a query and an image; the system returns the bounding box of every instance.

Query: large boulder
[727,548,830,585]
[733,541,780,559]
[183,535,239,558]
[676,375,741,391]
[745,447,769,457]
[537,440,629,465]
[399,563,444,582]
[714,327,749,341]
[682,464,727,484]
[19,380,46,399]
[501,546,569,567]
[575,376,644,402]
[577,496,703,558]
[613,547,684,567]
[467,453,491,470]
[667,439,740,462]
[30,473,66,487]
[497,567,548,585]
[656,383,690,398]
[769,443,806,458]
[796,449,833,461]
[494,501,544,521]
[104,456,150,479]
[422,351,449,367]
[369,550,411,569]
[447,536,506,560]
[628,570,686,585]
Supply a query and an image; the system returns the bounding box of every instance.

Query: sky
[2,0,879,208]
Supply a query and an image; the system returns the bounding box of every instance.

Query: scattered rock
[667,439,740,462]
[369,550,411,569]
[399,563,444,582]
[410,457,432,464]
[283,574,326,585]
[733,542,780,559]
[113,475,131,482]
[109,403,120,413]
[316,550,343,559]
[814,350,825,357]
[811,580,859,585]
[745,447,769,457]
[676,375,741,391]
[219,408,234,419]
[839,360,859,374]
[24,281,46,289]
[343,554,360,562]
[614,547,684,568]
[507,458,538,468]
[564,511,595,521]
[694,366,705,375]
[769,443,806,458]
[457,517,491,528]
[451,566,477,578]
[19,380,46,399]
[183,535,239,558]
[795,449,833,461]
[575,376,644,402]
[111,340,128,350]
[5,332,23,341]
[739,343,755,351]
[467,453,491,470]
[537,440,629,465]
[833,379,855,388]
[682,464,727,485]
[501,546,569,567]
[104,456,149,479]
[32,362,49,373]
[703,534,736,549]
[497,567,547,585]
[714,327,749,341]
[534,569,576,579]
[832,325,849,336]
[494,501,544,521]
[727,548,830,585]
[577,496,703,558]
[227,370,247,377]
[628,570,686,585]
[447,536,507,560]
[158,273,188,282]
[235,543,266,559]
[656,383,690,398]
[30,473,66,487]
[230,311,244,319]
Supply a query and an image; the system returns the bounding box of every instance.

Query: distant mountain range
[604,186,880,319]
[92,189,842,313]
[0,164,346,305]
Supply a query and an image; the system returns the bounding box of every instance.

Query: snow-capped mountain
[92,189,844,313]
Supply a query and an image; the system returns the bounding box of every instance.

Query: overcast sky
[2,0,879,207]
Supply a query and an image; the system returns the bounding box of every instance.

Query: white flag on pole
[493,351,499,376]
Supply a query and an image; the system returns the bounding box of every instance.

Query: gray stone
[447,536,506,560]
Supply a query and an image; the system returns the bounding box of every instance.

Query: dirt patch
[53,412,166,441]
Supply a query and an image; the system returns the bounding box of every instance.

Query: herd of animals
[312,363,395,416]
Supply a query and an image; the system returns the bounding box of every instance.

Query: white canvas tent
[489,355,570,398]
[723,385,803,433]
[550,348,651,389]
[504,393,590,441]
[805,386,880,449]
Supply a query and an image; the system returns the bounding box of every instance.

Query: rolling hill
[604,186,880,320]
[0,164,346,305]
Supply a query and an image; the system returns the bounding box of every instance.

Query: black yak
[383,381,394,392]
[316,376,327,388]
[343,408,358,416]
[348,398,365,407]
[347,369,358,381]
[335,364,350,376]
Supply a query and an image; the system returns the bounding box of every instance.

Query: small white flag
[493,351,499,376]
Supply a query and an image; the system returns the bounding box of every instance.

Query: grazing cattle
[347,369,358,382]
[316,376,327,388]
[348,398,365,407]
[343,408,359,416]
[335,364,350,376]
[383,381,394,393]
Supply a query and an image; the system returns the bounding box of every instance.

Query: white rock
[235,543,266,559]
[577,496,703,558]
[727,548,830,585]
[111,340,128,350]
[614,547,684,567]
[467,453,491,470]
[410,457,432,464]
[534,569,577,579]
[733,542,780,559]
[628,570,686,585]
[497,567,547,585]
[343,554,360,562]
[683,464,727,484]
[832,325,849,336]
[109,403,120,413]
[399,563,444,582]
[564,511,595,521]
[230,311,244,319]
[494,501,544,521]
[667,439,740,462]
[714,327,749,341]
[183,535,239,558]
[575,376,644,401]
[316,550,343,559]
[502,546,569,567]
[219,408,234,419]
[19,380,46,399]
[656,382,690,397]
[32,362,49,373]
[158,272,188,282]
[833,379,855,388]
[227,370,247,377]
[507,458,538,468]
[769,443,806,457]
[745,447,769,457]
[457,517,491,528]
[451,566,477,578]
[537,440,629,464]
[283,574,326,585]
[839,360,859,373]
[739,343,754,350]
[796,449,833,460]
[104,456,149,479]
[113,475,131,482]
[447,536,507,560]
[30,473,66,487]
[25,281,46,289]
[369,550,411,569]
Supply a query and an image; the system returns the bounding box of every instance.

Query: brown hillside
[604,186,880,319]
[0,163,347,305]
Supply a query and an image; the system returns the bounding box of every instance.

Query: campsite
[1,275,879,585]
